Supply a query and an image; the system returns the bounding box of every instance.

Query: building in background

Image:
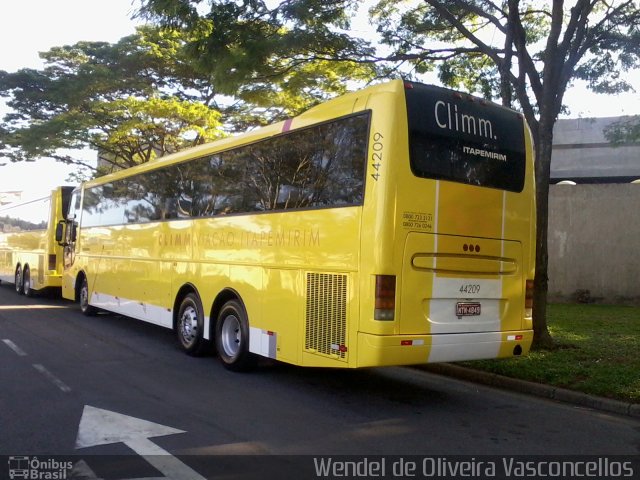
[551,116,640,184]
[549,116,640,305]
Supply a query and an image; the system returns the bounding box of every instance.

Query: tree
[138,0,640,348]
[605,115,640,144]
[369,0,640,348]
[136,0,380,129]
[1,16,378,179]
[0,26,225,178]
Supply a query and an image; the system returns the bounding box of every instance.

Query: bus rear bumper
[356,330,533,367]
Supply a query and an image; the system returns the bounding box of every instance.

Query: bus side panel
[0,231,47,287]
[260,268,302,365]
[118,222,174,327]
[190,208,361,367]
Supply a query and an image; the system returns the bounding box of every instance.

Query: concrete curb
[415,363,640,419]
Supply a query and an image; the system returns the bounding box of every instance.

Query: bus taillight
[525,279,534,318]
[374,275,396,321]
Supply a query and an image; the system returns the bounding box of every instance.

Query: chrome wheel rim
[221,314,241,357]
[179,305,198,346]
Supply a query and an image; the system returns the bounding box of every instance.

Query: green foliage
[462,304,640,402]
[136,0,380,122]
[604,115,640,145]
[1,5,380,176]
[0,215,46,232]
[89,96,223,175]
[369,0,640,120]
[0,26,225,177]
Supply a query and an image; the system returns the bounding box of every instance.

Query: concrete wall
[552,116,640,181]
[548,184,640,304]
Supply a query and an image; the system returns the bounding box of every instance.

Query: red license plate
[456,302,481,317]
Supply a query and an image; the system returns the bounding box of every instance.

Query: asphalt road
[0,282,638,478]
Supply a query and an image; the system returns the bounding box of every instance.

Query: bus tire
[215,300,255,372]
[23,266,34,297]
[79,276,97,316]
[176,293,208,356]
[15,266,24,295]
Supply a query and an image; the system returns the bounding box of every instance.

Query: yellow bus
[0,186,73,296]
[60,80,535,370]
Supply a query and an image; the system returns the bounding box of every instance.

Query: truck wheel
[15,266,24,295]
[23,266,34,297]
[215,299,256,372]
[176,293,209,356]
[79,276,97,316]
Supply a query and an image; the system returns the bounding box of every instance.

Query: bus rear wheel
[176,293,208,356]
[79,276,97,316]
[14,266,24,295]
[215,300,255,372]
[23,266,34,297]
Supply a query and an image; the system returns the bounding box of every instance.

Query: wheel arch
[74,270,88,302]
[172,283,202,331]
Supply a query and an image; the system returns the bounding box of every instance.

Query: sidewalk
[416,363,640,419]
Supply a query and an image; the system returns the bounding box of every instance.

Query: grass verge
[459,304,640,403]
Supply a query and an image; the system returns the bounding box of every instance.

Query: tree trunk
[531,118,555,350]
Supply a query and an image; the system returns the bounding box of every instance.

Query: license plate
[456,302,481,317]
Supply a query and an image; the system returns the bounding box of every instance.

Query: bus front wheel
[215,300,255,372]
[79,276,97,316]
[176,293,208,356]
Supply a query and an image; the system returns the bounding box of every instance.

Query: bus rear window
[405,83,526,192]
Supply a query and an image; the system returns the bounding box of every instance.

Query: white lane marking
[32,363,72,393]
[76,405,206,480]
[2,339,27,356]
[0,305,68,310]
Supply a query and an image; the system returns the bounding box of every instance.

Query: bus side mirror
[71,223,77,242]
[55,221,65,244]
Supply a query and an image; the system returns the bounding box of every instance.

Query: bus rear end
[357,81,535,367]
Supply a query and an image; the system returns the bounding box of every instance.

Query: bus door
[63,189,82,270]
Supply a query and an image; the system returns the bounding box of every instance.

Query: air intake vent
[305,273,348,361]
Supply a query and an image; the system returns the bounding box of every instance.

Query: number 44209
[460,284,480,294]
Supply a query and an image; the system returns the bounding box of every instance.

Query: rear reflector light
[48,254,57,271]
[525,279,534,318]
[374,275,396,321]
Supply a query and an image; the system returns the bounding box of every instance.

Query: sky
[0,0,142,201]
[1,0,639,201]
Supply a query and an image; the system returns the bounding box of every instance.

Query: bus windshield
[405,82,526,192]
